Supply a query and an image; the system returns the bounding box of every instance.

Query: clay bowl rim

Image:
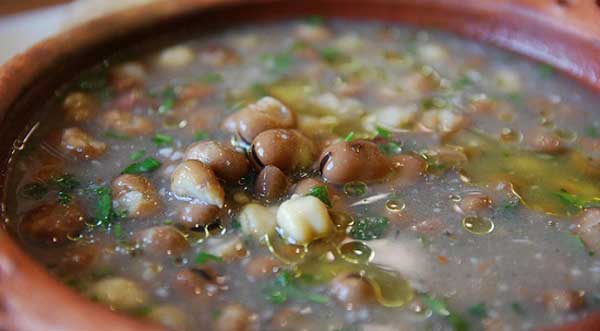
[0,0,599,330]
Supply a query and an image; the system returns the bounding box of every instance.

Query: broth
[4,19,600,331]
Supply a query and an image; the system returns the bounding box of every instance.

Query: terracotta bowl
[0,1,599,330]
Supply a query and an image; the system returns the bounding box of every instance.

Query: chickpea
[459,192,492,213]
[319,140,391,184]
[419,109,467,134]
[578,208,600,253]
[112,174,161,218]
[251,129,316,173]
[207,235,248,262]
[330,273,375,309]
[494,68,522,93]
[179,203,220,229]
[171,160,225,207]
[543,289,585,312]
[239,203,277,238]
[62,92,97,122]
[222,96,296,142]
[60,127,106,160]
[157,45,196,68]
[148,305,189,331]
[276,195,334,245]
[185,141,249,183]
[110,62,147,91]
[245,256,281,279]
[134,225,189,256]
[214,304,250,331]
[255,166,289,201]
[88,277,149,311]
[294,23,331,43]
[102,110,154,136]
[20,203,85,245]
[199,44,240,66]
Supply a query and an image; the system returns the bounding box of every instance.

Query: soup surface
[4,19,600,331]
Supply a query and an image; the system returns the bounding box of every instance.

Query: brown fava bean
[330,273,375,309]
[185,141,249,183]
[245,256,281,279]
[134,226,189,256]
[102,110,154,136]
[173,268,220,297]
[255,166,289,201]
[214,304,250,331]
[20,203,85,245]
[578,208,600,253]
[251,129,316,173]
[60,127,106,160]
[56,243,99,275]
[171,160,225,207]
[543,289,585,312]
[179,203,220,229]
[459,193,492,213]
[62,92,97,122]
[320,140,391,184]
[390,154,427,185]
[528,130,565,154]
[222,96,296,142]
[293,177,327,195]
[112,174,161,218]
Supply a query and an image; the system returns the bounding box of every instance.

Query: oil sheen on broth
[6,19,600,331]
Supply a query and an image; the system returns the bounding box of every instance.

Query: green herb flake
[49,174,80,192]
[130,150,146,161]
[467,302,488,318]
[95,186,114,226]
[422,295,450,316]
[20,182,48,200]
[262,52,294,74]
[510,302,526,315]
[453,75,474,89]
[538,64,554,79]
[263,270,329,305]
[375,126,391,139]
[132,305,153,317]
[421,97,446,110]
[195,252,223,265]
[308,186,332,207]
[230,218,241,229]
[554,189,600,211]
[78,68,109,92]
[57,191,72,205]
[113,222,123,240]
[379,141,402,156]
[122,157,162,174]
[104,130,131,140]
[305,15,324,25]
[193,131,209,141]
[320,47,346,64]
[585,125,600,138]
[350,215,390,240]
[250,83,269,98]
[344,131,355,142]
[158,86,177,114]
[449,314,470,331]
[198,72,223,84]
[152,133,174,147]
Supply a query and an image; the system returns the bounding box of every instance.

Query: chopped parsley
[510,302,526,315]
[230,218,241,229]
[344,131,355,142]
[122,157,162,174]
[198,72,223,84]
[193,131,209,141]
[262,52,294,74]
[320,47,346,64]
[453,75,474,89]
[195,252,223,265]
[349,215,389,240]
[585,124,600,138]
[113,222,123,240]
[375,126,391,138]
[104,130,131,140]
[378,141,402,156]
[57,191,72,205]
[538,63,554,79]
[152,133,174,147]
[158,86,177,114]
[94,186,116,226]
[421,97,447,110]
[467,302,488,318]
[78,66,109,92]
[130,150,146,161]
[305,15,324,25]
[554,189,600,210]
[422,295,470,331]
[308,186,332,207]
[20,182,48,200]
[49,174,80,192]
[263,270,329,305]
